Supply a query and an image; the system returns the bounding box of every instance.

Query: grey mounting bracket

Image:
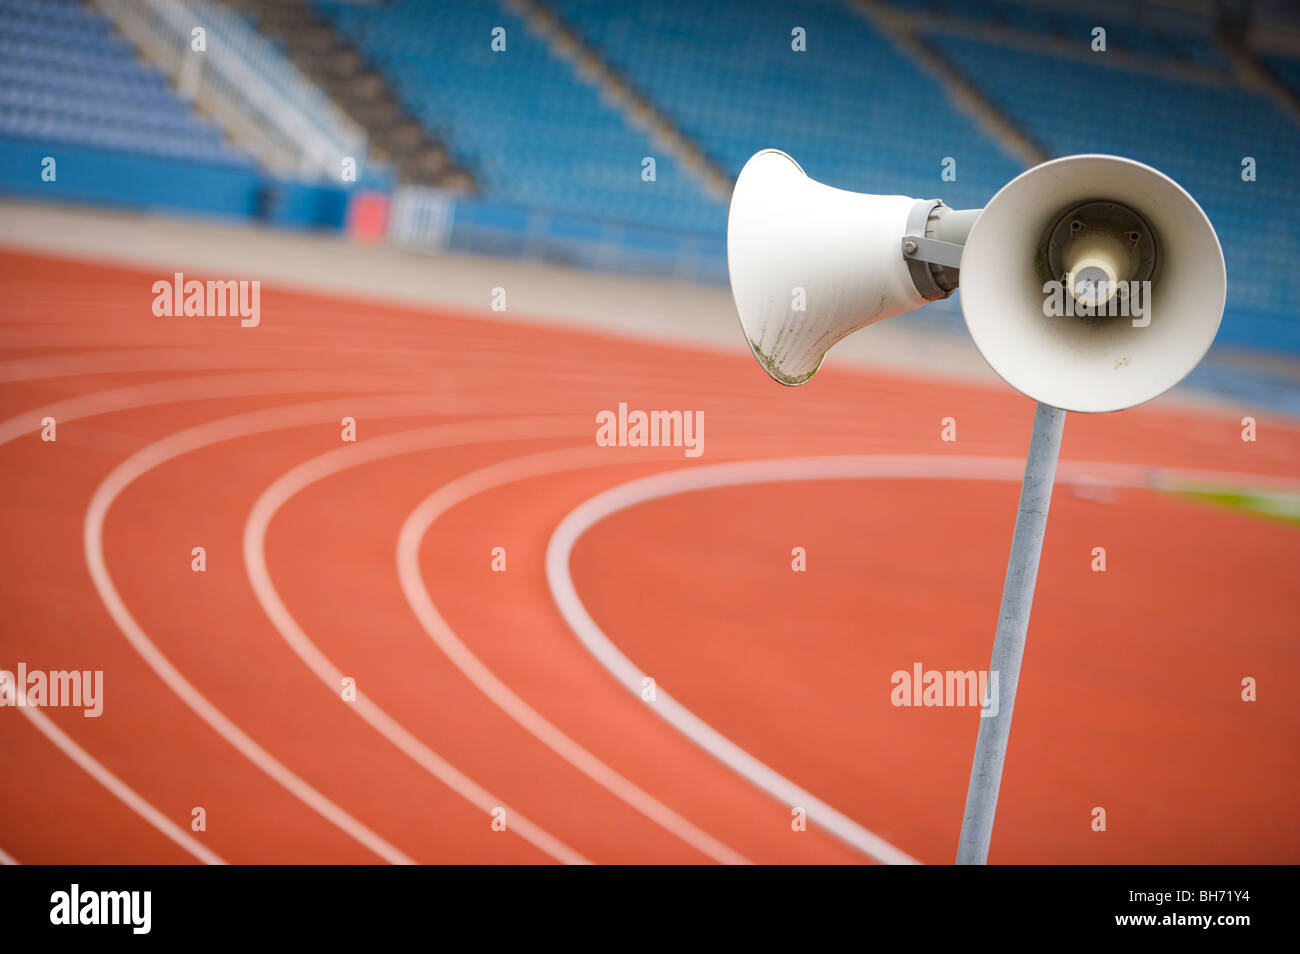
[901,235,964,270]
[902,198,964,301]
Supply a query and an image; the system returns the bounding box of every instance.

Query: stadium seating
[0,0,251,166]
[315,0,724,237]
[927,32,1300,350]
[546,0,1023,211]
[313,0,1296,350]
[876,0,1228,69]
[1,0,1295,351]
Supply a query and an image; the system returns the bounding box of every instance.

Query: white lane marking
[84,395,470,865]
[17,706,224,864]
[0,345,754,395]
[20,358,1293,867]
[245,418,591,865]
[0,378,462,862]
[0,368,862,864]
[247,427,749,865]
[0,363,830,445]
[546,454,1300,864]
[0,349,322,383]
[0,371,431,447]
[0,845,20,865]
[394,446,752,864]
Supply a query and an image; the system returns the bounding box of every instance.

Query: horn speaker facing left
[726,149,934,386]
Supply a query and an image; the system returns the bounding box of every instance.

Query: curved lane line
[545,454,1300,864]
[0,371,432,447]
[0,369,849,862]
[17,360,1294,866]
[16,706,225,864]
[248,430,749,864]
[0,377,432,862]
[3,376,610,863]
[395,445,752,865]
[83,394,474,865]
[244,418,592,864]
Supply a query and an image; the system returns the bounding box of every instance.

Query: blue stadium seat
[0,0,253,168]
[545,0,1023,213]
[876,0,1229,69]
[315,0,725,237]
[927,32,1300,349]
[1261,53,1300,101]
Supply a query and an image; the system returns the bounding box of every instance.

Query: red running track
[1,249,1297,864]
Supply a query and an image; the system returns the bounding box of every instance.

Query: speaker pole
[956,401,1066,864]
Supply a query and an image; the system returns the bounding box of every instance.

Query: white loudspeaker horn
[727,150,1226,412]
[727,149,938,385]
[961,154,1224,412]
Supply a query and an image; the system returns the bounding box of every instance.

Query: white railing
[388,186,456,253]
[95,0,368,181]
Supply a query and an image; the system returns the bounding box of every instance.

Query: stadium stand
[223,0,469,190]
[0,0,251,166]
[0,0,1295,353]
[927,30,1300,352]
[876,0,1229,69]
[544,0,1296,350]
[315,0,724,238]
[542,0,1024,212]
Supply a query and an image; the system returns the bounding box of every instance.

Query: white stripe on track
[545,453,1300,864]
[396,446,752,865]
[246,427,749,864]
[1,370,864,863]
[17,706,225,864]
[244,418,592,864]
[83,395,471,865]
[0,380,461,862]
[4,379,588,863]
[0,371,430,447]
[0,845,20,865]
[17,365,1294,866]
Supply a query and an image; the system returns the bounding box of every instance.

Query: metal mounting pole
[956,401,1066,864]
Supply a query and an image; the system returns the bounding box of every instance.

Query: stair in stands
[225,0,474,190]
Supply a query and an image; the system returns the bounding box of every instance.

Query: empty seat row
[0,0,251,170]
